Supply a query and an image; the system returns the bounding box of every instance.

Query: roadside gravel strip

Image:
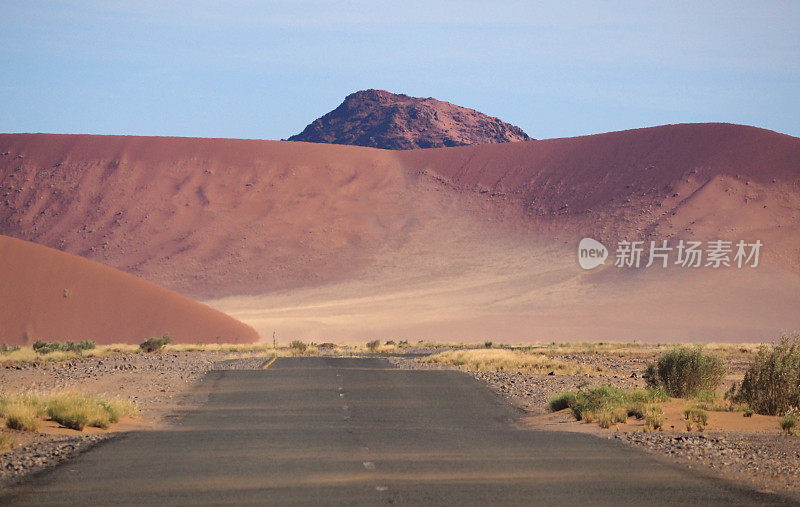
[0,352,270,488]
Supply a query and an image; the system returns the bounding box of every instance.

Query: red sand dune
[1,123,798,343]
[0,235,258,346]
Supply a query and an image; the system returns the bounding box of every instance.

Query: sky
[1,1,798,140]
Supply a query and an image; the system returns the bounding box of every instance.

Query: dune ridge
[0,234,259,346]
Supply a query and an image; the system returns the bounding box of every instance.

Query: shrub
[0,343,20,354]
[78,340,96,350]
[684,408,708,431]
[596,407,628,429]
[385,340,396,346]
[743,408,754,417]
[626,403,646,419]
[568,385,667,421]
[644,406,663,432]
[366,340,380,352]
[1,393,137,432]
[32,340,97,355]
[549,392,577,412]
[98,398,138,423]
[781,409,797,435]
[289,340,307,353]
[484,341,493,349]
[46,393,121,430]
[139,335,172,353]
[3,403,40,431]
[645,346,726,397]
[735,333,800,415]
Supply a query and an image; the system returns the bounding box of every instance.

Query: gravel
[0,351,271,488]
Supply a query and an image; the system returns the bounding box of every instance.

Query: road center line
[262,356,278,369]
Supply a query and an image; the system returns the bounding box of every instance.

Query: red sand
[0,235,258,346]
[1,123,798,343]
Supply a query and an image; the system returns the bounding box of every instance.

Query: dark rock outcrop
[288,89,531,150]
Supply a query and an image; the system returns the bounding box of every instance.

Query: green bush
[549,392,577,412]
[32,340,96,354]
[734,333,800,415]
[139,335,172,353]
[484,341,493,349]
[567,385,667,421]
[645,346,726,397]
[626,403,646,419]
[0,343,20,354]
[781,410,797,436]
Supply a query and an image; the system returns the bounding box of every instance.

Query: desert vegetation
[420,348,604,376]
[32,340,95,354]
[645,346,726,397]
[782,409,798,436]
[730,333,800,416]
[139,335,172,353]
[684,407,709,432]
[549,386,668,429]
[0,393,136,432]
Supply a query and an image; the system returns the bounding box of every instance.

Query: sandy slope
[0,235,258,346]
[1,123,798,343]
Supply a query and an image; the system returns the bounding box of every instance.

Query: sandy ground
[208,235,800,343]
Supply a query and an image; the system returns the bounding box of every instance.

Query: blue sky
[1,1,798,140]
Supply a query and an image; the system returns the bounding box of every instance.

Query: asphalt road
[3,357,791,505]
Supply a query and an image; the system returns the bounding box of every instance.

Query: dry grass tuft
[0,392,137,432]
[419,349,603,376]
[0,433,13,450]
[644,406,663,432]
[0,343,139,363]
[2,403,41,431]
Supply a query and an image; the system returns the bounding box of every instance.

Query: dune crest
[0,235,258,346]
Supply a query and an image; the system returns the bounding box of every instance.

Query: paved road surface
[2,357,791,505]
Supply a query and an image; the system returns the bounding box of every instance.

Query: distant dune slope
[0,124,798,342]
[0,235,258,346]
[1,123,797,297]
[397,123,800,266]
